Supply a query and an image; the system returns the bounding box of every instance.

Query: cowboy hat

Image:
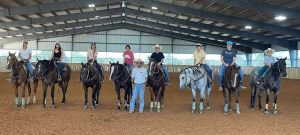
[264,48,275,54]
[196,43,202,47]
[153,43,161,49]
[135,59,144,64]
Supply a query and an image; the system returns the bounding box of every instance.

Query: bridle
[180,66,205,87]
[149,62,164,82]
[110,64,130,83]
[7,55,28,81]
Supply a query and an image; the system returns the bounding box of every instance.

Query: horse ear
[284,56,287,60]
[177,68,181,72]
[14,52,16,55]
[109,61,111,64]
[81,62,83,66]
[117,61,119,64]
[238,66,241,70]
[37,58,39,61]
[276,57,279,60]
[8,51,10,54]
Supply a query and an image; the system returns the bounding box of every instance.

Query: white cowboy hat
[196,43,202,47]
[135,59,144,64]
[264,48,275,54]
[23,39,28,43]
[153,43,161,49]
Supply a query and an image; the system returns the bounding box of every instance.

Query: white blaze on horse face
[233,73,238,88]
[149,62,154,75]
[109,66,114,80]
[38,64,41,75]
[179,74,186,89]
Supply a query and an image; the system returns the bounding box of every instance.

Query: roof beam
[0,23,124,45]
[208,0,300,21]
[0,8,121,29]
[0,0,120,17]
[126,17,267,51]
[127,0,300,39]
[125,8,296,49]
[123,23,252,53]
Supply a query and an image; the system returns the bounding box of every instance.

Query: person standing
[123,45,134,73]
[18,40,33,82]
[218,41,246,91]
[129,59,148,113]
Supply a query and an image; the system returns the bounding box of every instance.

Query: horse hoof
[51,105,56,108]
[229,108,233,111]
[157,109,161,113]
[250,108,254,112]
[237,111,241,115]
[200,111,203,114]
[192,110,195,113]
[150,108,153,112]
[207,107,211,111]
[264,110,269,114]
[84,105,88,109]
[273,110,278,114]
[118,108,121,112]
[26,100,30,105]
[224,112,228,115]
[22,106,25,109]
[91,106,96,110]
[33,100,37,104]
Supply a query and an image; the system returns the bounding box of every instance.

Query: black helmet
[125,45,131,49]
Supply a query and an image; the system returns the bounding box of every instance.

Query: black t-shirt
[150,52,165,63]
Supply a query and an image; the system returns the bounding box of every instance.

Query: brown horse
[35,59,71,108]
[147,59,165,112]
[6,52,32,108]
[222,65,241,115]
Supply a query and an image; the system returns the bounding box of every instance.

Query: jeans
[130,83,145,111]
[202,64,213,79]
[126,64,134,74]
[25,60,33,75]
[256,66,268,80]
[218,64,244,87]
[161,64,169,83]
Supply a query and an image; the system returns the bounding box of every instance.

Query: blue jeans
[161,64,169,83]
[25,60,33,75]
[126,64,134,74]
[218,64,244,87]
[202,64,212,79]
[130,83,145,111]
[256,66,268,80]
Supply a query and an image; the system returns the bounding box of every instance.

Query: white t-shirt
[131,67,148,84]
[19,48,32,60]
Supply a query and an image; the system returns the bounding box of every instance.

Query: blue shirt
[131,67,148,84]
[264,56,276,66]
[150,52,165,63]
[221,49,237,64]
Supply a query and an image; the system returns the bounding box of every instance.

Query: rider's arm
[28,49,32,60]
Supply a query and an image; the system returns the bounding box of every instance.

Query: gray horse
[179,65,213,113]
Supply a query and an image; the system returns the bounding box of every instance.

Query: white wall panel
[108,29,140,35]
[2,40,37,50]
[39,35,72,42]
[140,45,172,53]
[74,34,106,43]
[141,36,172,44]
[73,43,106,52]
[173,45,195,54]
[174,39,196,45]
[272,45,288,51]
[107,44,139,52]
[107,35,140,44]
[205,46,223,54]
[92,31,106,34]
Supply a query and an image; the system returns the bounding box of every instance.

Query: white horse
[179,65,213,113]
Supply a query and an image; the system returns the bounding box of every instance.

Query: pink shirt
[87,49,98,60]
[123,50,134,65]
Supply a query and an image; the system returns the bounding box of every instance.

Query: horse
[109,61,132,112]
[250,57,287,114]
[6,52,33,108]
[35,59,71,108]
[222,65,241,115]
[80,63,102,109]
[147,59,166,112]
[179,64,213,113]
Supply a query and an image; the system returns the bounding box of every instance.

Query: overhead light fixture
[88,4,95,8]
[95,16,100,18]
[122,20,126,23]
[151,6,158,10]
[244,25,252,30]
[122,13,126,17]
[275,15,286,21]
[121,1,126,7]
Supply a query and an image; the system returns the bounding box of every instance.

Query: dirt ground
[0,71,299,135]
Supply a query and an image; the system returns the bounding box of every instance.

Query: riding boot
[207,77,213,87]
[57,69,62,82]
[28,73,33,82]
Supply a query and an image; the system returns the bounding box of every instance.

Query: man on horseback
[123,45,135,74]
[87,42,104,82]
[193,43,213,87]
[18,40,34,82]
[218,41,246,91]
[150,44,169,86]
[256,48,276,85]
[51,42,64,82]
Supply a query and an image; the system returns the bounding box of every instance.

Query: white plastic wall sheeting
[107,35,140,44]
[140,44,172,53]
[173,45,195,54]
[173,39,196,45]
[39,35,72,42]
[107,29,140,35]
[141,36,172,44]
[73,43,106,52]
[2,40,37,50]
[73,34,106,43]
[38,42,72,51]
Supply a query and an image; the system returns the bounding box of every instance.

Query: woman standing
[123,45,134,73]
[51,42,64,81]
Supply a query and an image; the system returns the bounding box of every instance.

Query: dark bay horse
[109,62,132,112]
[223,65,241,115]
[148,59,165,112]
[6,52,32,108]
[35,59,71,108]
[250,58,287,114]
[80,63,102,109]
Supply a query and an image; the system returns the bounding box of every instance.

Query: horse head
[225,65,241,89]
[109,61,120,81]
[36,59,50,78]
[6,51,18,70]
[80,62,93,83]
[275,57,287,77]
[179,68,189,90]
[148,58,158,76]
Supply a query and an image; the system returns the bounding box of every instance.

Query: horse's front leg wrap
[192,102,196,113]
[15,97,18,107]
[157,102,161,112]
[150,102,154,112]
[236,103,240,114]
[21,97,26,107]
[224,104,229,113]
[199,102,204,113]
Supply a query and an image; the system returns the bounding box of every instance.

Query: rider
[87,42,104,82]
[193,43,213,87]
[150,44,170,86]
[18,40,33,82]
[51,42,64,82]
[123,44,134,73]
[256,48,276,85]
[218,41,246,91]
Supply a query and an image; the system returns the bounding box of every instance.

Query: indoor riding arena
[0,0,300,135]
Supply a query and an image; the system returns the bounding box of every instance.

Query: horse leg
[21,83,26,108]
[264,89,270,114]
[199,86,206,114]
[250,85,257,111]
[191,88,196,113]
[33,79,38,104]
[228,91,232,111]
[156,87,163,113]
[149,87,154,112]
[224,88,229,114]
[206,87,212,111]
[50,83,55,108]
[160,87,165,108]
[273,89,279,114]
[42,83,48,108]
[235,89,240,114]
[14,85,19,108]
[115,86,121,112]
[96,85,101,105]
[258,89,263,110]
[91,86,97,110]
[26,82,31,105]
[83,86,88,109]
[124,87,129,112]
[61,82,68,104]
